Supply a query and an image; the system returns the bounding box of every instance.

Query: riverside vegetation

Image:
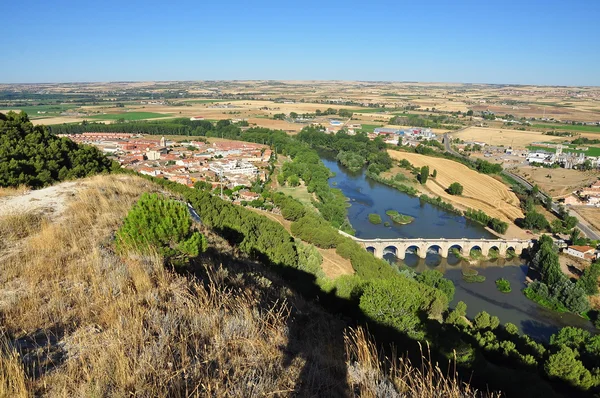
[2,112,600,396]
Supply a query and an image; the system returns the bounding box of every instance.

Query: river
[320,153,594,341]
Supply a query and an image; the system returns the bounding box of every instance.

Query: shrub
[462,269,485,283]
[447,182,464,195]
[116,193,207,261]
[385,210,414,224]
[496,278,512,293]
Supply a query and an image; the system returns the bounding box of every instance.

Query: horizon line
[0,79,598,88]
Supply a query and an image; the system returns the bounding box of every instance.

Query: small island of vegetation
[368,213,382,224]
[462,268,486,283]
[496,278,512,293]
[385,209,414,225]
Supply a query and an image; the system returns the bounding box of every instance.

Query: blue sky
[1,0,599,85]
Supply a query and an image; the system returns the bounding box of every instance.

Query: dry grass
[572,206,600,233]
[0,185,28,198]
[452,126,560,148]
[513,166,599,198]
[345,328,499,397]
[388,150,524,224]
[0,174,489,397]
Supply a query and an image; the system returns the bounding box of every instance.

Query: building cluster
[525,144,599,169]
[59,132,272,189]
[369,127,436,146]
[564,180,600,206]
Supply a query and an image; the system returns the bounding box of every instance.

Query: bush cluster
[0,111,114,188]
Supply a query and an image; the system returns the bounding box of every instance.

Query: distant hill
[0,111,113,188]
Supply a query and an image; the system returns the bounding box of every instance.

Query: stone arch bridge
[339,232,532,260]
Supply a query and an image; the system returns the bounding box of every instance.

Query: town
[58,132,272,203]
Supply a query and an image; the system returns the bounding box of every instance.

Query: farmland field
[453,126,561,148]
[88,112,171,121]
[532,123,600,134]
[0,104,78,117]
[512,166,599,198]
[359,123,383,132]
[572,206,600,233]
[183,99,242,104]
[388,150,524,223]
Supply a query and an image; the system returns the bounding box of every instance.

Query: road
[443,133,600,240]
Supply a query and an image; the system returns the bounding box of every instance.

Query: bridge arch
[448,244,464,258]
[366,246,376,256]
[405,245,424,259]
[469,245,483,257]
[383,245,398,256]
[426,244,447,258]
[488,245,500,258]
[506,246,516,257]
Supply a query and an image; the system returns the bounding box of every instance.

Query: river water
[320,153,594,341]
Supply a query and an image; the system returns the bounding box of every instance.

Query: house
[329,120,343,126]
[564,245,599,261]
[138,166,160,177]
[190,116,204,121]
[239,191,260,201]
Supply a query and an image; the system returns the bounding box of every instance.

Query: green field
[89,112,171,121]
[0,104,78,117]
[532,123,600,133]
[360,124,383,132]
[527,145,600,157]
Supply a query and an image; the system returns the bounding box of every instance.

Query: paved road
[443,134,600,240]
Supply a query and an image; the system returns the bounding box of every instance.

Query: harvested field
[31,117,86,125]
[572,206,600,233]
[88,111,171,121]
[512,166,598,198]
[388,150,524,224]
[452,126,562,148]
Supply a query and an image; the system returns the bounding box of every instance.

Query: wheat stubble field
[388,151,524,224]
[452,126,562,148]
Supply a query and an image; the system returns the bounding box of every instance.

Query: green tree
[505,322,519,335]
[447,182,464,195]
[522,210,549,231]
[419,166,429,184]
[550,327,591,350]
[432,169,437,178]
[0,111,113,188]
[577,262,600,295]
[545,346,595,389]
[474,311,492,330]
[416,270,455,302]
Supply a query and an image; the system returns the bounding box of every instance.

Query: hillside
[0,175,490,397]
